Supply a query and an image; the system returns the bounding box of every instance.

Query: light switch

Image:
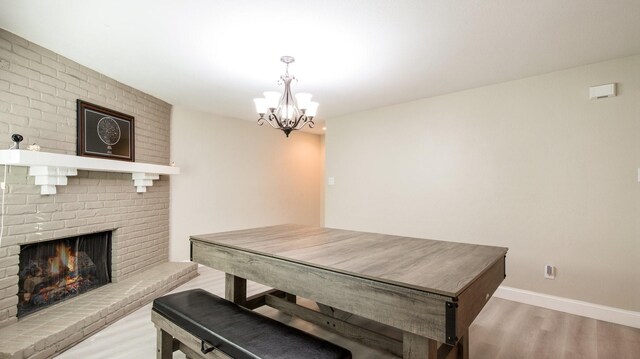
[328,177,335,186]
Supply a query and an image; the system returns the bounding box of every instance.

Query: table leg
[457,330,469,359]
[225,273,247,306]
[403,332,437,359]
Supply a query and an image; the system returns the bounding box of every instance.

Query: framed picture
[77,100,135,162]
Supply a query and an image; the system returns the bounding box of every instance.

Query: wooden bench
[151,289,352,359]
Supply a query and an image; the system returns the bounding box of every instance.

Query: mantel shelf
[0,150,179,195]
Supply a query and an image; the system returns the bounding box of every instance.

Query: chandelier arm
[271,112,285,129]
[257,118,273,128]
[258,114,282,129]
[265,109,284,128]
[257,114,268,127]
[292,114,306,129]
[295,118,315,130]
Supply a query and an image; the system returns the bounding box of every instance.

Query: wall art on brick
[77,99,135,161]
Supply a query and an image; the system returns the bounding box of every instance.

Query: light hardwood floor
[58,266,640,359]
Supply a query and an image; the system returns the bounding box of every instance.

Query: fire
[67,254,76,272]
[19,235,109,318]
[65,276,79,286]
[48,243,76,275]
[48,257,59,274]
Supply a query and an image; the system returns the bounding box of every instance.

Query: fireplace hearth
[17,231,112,317]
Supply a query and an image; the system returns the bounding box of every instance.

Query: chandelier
[253,56,318,137]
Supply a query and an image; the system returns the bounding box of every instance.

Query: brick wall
[0,29,172,328]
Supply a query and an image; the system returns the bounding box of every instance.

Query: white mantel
[0,150,179,194]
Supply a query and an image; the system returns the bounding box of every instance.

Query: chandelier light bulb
[306,102,319,117]
[253,98,267,114]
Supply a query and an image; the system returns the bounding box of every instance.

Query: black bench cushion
[153,289,352,359]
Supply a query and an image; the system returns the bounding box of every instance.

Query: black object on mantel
[153,289,352,359]
[11,133,23,149]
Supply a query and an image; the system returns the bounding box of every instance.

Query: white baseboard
[494,286,640,329]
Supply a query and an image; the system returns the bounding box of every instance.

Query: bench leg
[225,273,247,306]
[157,328,173,359]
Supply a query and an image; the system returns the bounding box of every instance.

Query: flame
[65,275,79,286]
[48,257,59,274]
[57,243,71,267]
[67,255,76,272]
[48,243,76,276]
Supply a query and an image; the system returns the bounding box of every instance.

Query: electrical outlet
[544,264,556,279]
[0,182,5,190]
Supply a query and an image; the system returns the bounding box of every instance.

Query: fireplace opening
[17,231,112,318]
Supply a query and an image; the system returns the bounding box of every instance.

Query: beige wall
[319,134,326,226]
[325,55,640,311]
[170,106,322,261]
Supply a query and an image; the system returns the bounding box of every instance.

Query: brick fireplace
[0,29,197,357]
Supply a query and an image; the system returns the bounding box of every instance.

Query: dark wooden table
[190,224,508,359]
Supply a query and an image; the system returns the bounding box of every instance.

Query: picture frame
[77,100,135,162]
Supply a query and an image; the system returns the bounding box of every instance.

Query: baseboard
[494,286,640,329]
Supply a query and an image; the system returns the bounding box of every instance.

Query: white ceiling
[1,0,640,134]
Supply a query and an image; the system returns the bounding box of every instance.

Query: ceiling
[1,0,640,135]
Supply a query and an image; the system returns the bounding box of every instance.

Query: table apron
[191,240,450,342]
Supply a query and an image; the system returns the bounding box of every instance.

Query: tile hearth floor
[0,262,197,359]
